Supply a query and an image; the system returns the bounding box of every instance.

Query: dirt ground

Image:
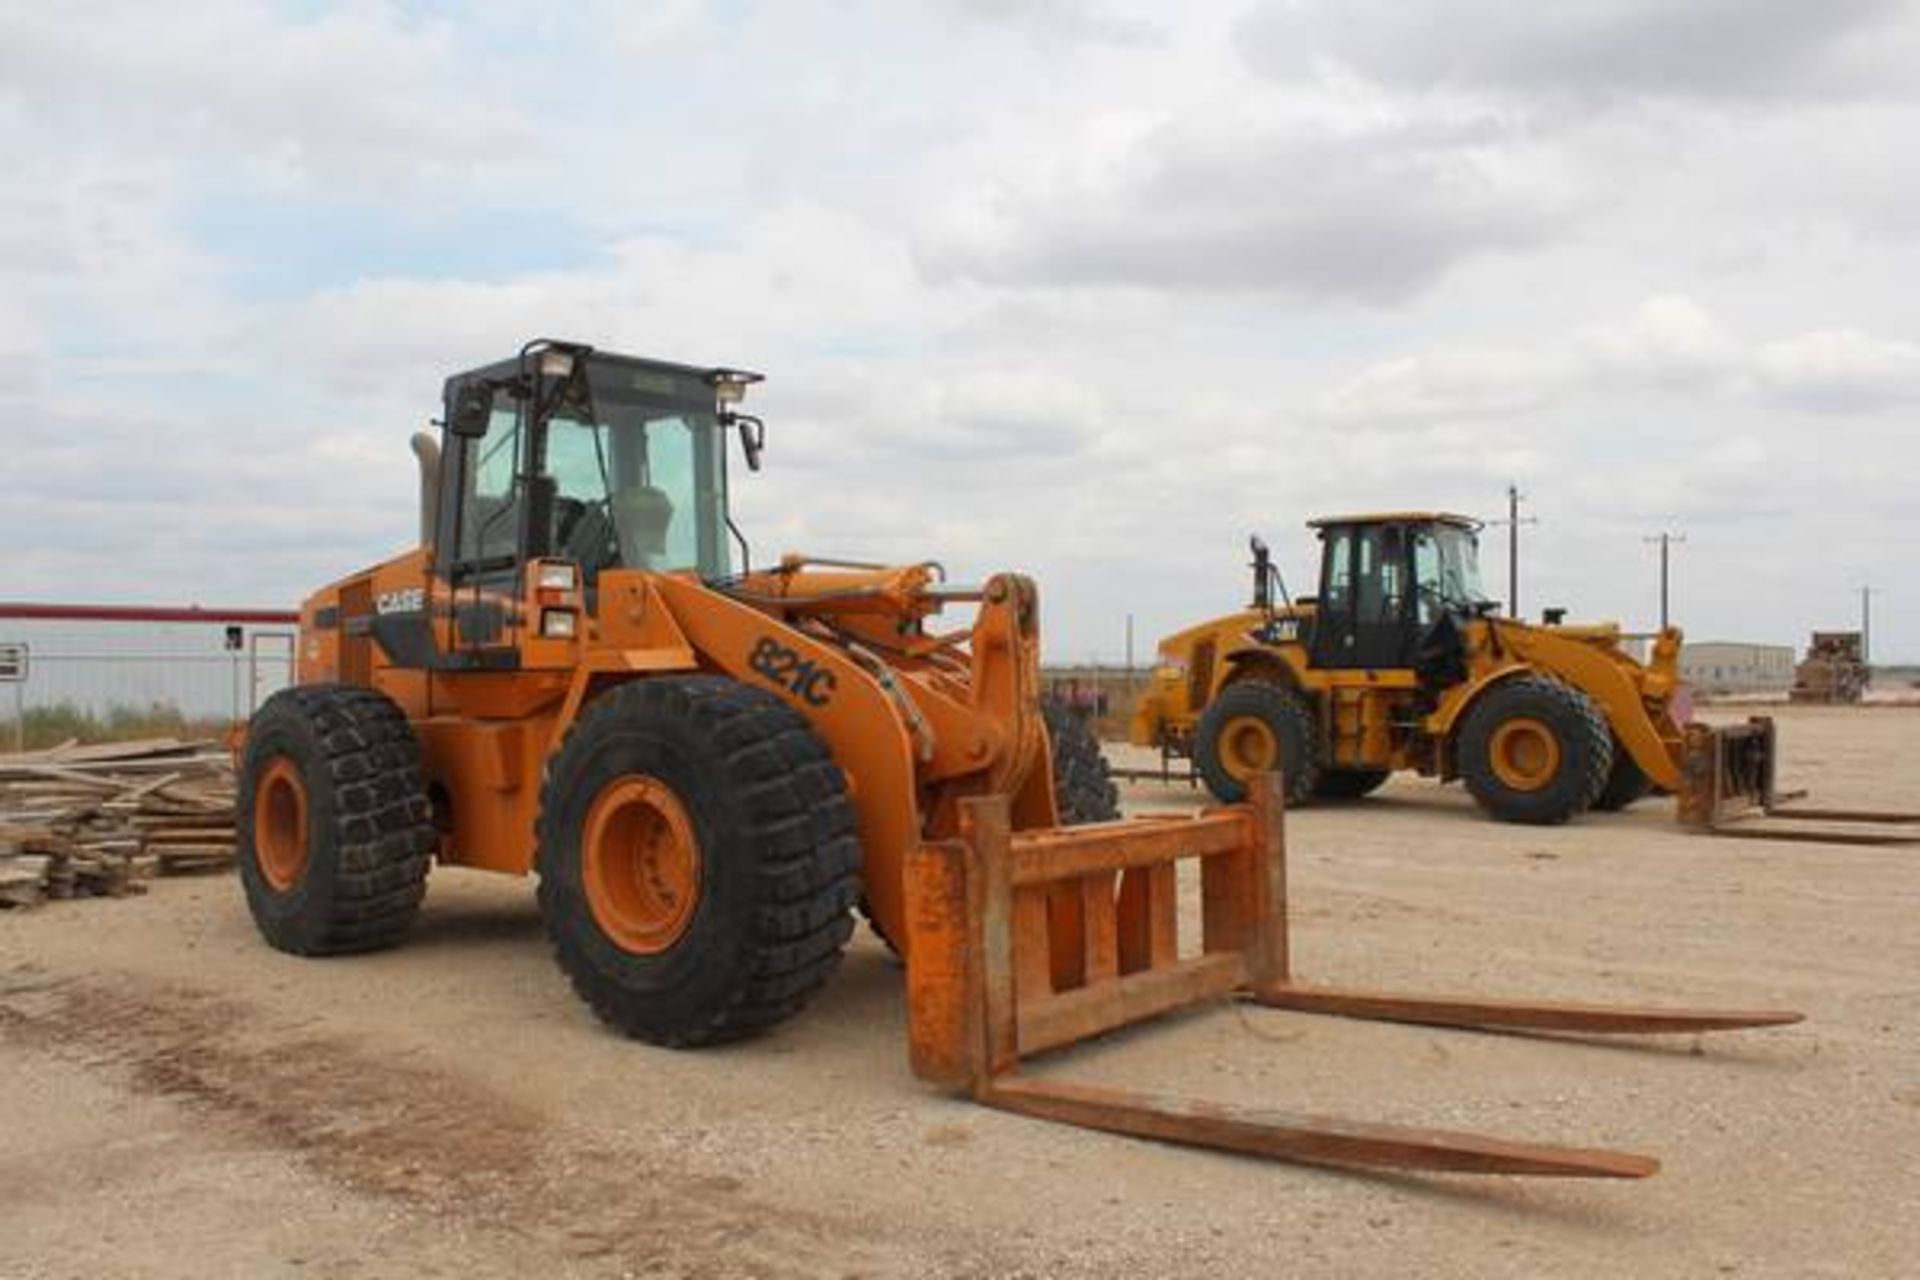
[3,705,1916,1279]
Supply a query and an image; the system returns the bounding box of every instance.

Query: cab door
[1310,522,1420,670]
[431,377,530,666]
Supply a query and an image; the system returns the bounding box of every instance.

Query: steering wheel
[562,499,620,575]
[552,496,587,547]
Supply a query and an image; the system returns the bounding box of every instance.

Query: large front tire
[1194,680,1321,806]
[236,685,435,955]
[1456,676,1613,825]
[536,677,860,1047]
[861,704,1117,953]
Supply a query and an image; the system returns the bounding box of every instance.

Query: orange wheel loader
[237,341,1802,1179]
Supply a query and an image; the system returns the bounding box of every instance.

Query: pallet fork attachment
[905,772,1801,1179]
[1680,718,1920,847]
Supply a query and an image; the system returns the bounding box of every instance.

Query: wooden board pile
[0,737,238,910]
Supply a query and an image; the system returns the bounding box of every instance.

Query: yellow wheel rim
[1488,718,1562,792]
[582,775,703,955]
[253,757,310,892]
[1218,715,1281,782]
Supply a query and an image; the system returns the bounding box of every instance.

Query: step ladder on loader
[905,772,1802,1178]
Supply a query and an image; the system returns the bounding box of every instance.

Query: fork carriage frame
[1681,717,1920,847]
[904,772,1801,1178]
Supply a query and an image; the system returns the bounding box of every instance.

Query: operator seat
[613,485,675,569]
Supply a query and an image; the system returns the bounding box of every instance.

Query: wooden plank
[0,740,235,911]
[979,1076,1658,1178]
[1017,952,1245,1058]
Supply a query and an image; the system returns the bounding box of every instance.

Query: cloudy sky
[2,0,1915,662]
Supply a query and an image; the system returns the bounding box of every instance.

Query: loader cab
[1307,513,1487,671]
[435,341,754,589]
[417,341,760,663]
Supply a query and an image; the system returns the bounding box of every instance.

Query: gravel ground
[2,705,1916,1278]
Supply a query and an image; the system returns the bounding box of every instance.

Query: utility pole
[1485,484,1538,618]
[1644,532,1686,630]
[1860,586,1876,683]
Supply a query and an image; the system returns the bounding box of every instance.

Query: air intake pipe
[410,431,441,551]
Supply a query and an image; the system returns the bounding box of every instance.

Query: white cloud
[0,1,1916,664]
[1315,296,1920,430]
[0,1,533,190]
[1577,295,1744,389]
[916,98,1572,303]
[1235,0,1919,106]
[1312,346,1571,426]
[1753,329,1920,412]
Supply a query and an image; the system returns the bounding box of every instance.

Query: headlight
[536,562,578,593]
[540,608,578,639]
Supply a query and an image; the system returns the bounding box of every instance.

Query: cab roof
[1307,511,1482,532]
[443,342,758,403]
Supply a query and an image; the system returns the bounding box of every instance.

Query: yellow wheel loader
[1133,516,1919,842]
[235,346,1802,1180]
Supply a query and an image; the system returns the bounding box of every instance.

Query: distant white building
[1679,640,1795,695]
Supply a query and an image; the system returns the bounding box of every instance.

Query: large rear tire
[1456,676,1612,825]
[536,677,860,1047]
[1043,702,1121,823]
[236,685,435,955]
[1590,744,1654,812]
[1194,680,1321,806]
[1312,768,1392,801]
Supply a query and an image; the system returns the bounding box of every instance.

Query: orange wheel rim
[582,775,702,955]
[1219,716,1280,781]
[1489,717,1562,792]
[254,757,310,892]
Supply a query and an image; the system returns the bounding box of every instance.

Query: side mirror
[450,383,493,438]
[734,414,765,472]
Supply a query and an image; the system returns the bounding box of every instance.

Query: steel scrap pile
[0,738,237,909]
[1790,631,1869,705]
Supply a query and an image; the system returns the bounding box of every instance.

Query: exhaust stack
[410,431,440,551]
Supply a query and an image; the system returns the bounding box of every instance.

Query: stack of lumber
[0,737,237,909]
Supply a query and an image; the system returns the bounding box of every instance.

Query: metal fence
[0,605,299,750]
